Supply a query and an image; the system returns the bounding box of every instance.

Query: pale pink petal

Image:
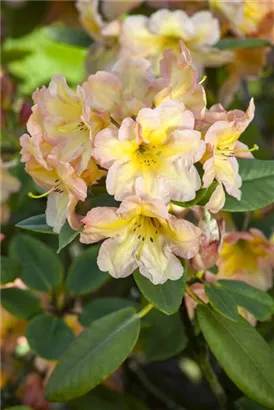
[167,216,201,259]
[138,238,183,284]
[205,183,226,214]
[46,191,69,233]
[106,160,137,200]
[80,206,127,244]
[97,234,138,278]
[214,156,242,200]
[190,11,220,47]
[168,160,201,202]
[82,71,120,113]
[234,141,254,159]
[167,129,205,163]
[148,9,193,40]
[102,0,142,20]
[203,157,215,188]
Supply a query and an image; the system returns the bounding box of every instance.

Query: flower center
[131,215,162,259]
[28,178,64,199]
[135,143,162,170]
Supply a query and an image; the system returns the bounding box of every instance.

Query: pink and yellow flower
[80,196,201,284]
[29,75,109,174]
[154,43,206,119]
[93,100,205,202]
[83,57,160,122]
[202,99,256,213]
[121,9,232,74]
[216,229,274,291]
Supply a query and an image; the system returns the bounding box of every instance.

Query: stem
[137,303,153,319]
[180,303,227,410]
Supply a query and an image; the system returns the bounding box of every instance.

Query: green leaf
[224,160,274,212]
[219,280,274,321]
[46,26,92,48]
[3,27,86,94]
[197,305,274,408]
[1,287,41,320]
[1,256,21,284]
[215,38,272,50]
[205,283,239,321]
[16,214,56,234]
[171,182,217,208]
[140,310,188,361]
[10,234,63,292]
[6,407,33,410]
[79,297,137,326]
[26,313,75,360]
[45,307,140,402]
[66,245,109,295]
[236,396,269,410]
[134,270,185,315]
[57,223,80,254]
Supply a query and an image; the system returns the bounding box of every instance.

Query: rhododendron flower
[154,43,206,119]
[121,9,232,73]
[216,229,274,291]
[93,100,205,201]
[83,57,160,122]
[210,0,273,38]
[202,99,256,213]
[25,155,87,233]
[80,196,201,284]
[29,75,109,173]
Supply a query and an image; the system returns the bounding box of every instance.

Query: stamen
[28,187,55,199]
[199,75,207,85]
[233,144,259,154]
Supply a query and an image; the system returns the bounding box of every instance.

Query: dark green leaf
[1,287,41,320]
[1,256,21,284]
[140,310,188,361]
[79,297,137,326]
[215,38,272,50]
[26,313,75,360]
[224,160,274,212]
[16,214,55,234]
[172,182,217,208]
[197,305,274,408]
[46,26,92,48]
[205,283,239,321]
[236,396,269,410]
[134,270,185,315]
[58,223,80,254]
[66,244,109,295]
[45,308,140,401]
[219,280,274,321]
[10,234,63,292]
[46,308,140,401]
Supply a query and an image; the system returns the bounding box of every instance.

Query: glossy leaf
[57,223,80,254]
[134,270,185,315]
[66,244,109,295]
[205,283,239,321]
[215,38,272,50]
[197,305,274,408]
[10,234,63,292]
[140,310,188,361]
[16,214,55,234]
[79,297,137,326]
[3,27,86,94]
[1,287,41,320]
[224,160,274,212]
[1,256,21,284]
[45,308,140,401]
[26,313,75,360]
[219,280,274,321]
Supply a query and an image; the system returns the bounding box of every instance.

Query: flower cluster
[20,42,256,284]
